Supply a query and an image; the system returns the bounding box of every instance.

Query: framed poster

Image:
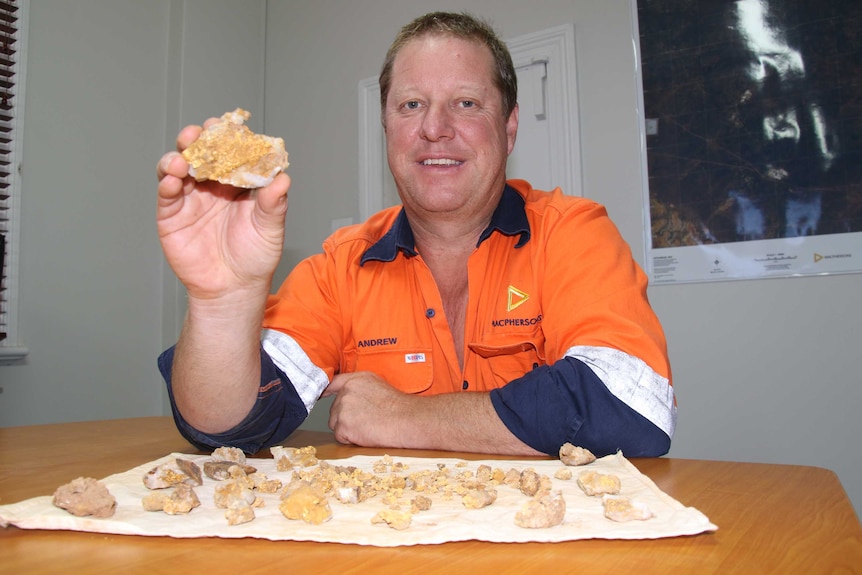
[634,0,862,283]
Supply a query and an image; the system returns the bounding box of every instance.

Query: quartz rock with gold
[182,108,289,189]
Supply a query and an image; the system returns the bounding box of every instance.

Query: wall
[0,0,267,422]
[0,0,170,424]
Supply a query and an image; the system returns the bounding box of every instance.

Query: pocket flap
[349,348,433,394]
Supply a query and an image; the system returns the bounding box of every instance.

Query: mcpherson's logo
[814,252,852,263]
[494,285,541,327]
[507,285,529,312]
[492,315,542,328]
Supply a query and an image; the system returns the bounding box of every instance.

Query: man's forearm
[391,391,544,457]
[327,372,542,456]
[170,295,267,434]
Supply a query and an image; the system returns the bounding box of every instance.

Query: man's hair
[378,11,517,120]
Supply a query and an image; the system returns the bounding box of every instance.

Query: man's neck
[405,206,493,259]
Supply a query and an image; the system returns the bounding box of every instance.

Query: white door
[508,59,554,191]
[358,24,581,220]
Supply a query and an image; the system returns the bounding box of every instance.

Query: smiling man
[156,12,676,458]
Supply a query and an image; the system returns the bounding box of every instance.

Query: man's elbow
[617,420,671,457]
[577,413,672,458]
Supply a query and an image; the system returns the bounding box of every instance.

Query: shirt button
[462,381,469,390]
[425,308,435,318]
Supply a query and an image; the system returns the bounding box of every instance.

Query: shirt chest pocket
[469,329,546,385]
[342,347,433,394]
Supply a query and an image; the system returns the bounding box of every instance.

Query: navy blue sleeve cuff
[489,357,670,457]
[157,345,309,454]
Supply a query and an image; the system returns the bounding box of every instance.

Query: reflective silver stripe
[565,345,676,438]
[261,329,330,415]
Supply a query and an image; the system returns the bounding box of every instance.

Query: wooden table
[1,417,860,574]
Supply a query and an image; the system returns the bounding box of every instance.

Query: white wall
[0,0,170,423]
[0,0,267,421]
[2,0,858,517]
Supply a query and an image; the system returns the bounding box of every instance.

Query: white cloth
[0,452,716,546]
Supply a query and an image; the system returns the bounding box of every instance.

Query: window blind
[0,0,25,355]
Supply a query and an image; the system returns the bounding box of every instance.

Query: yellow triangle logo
[507,285,529,312]
[814,253,823,263]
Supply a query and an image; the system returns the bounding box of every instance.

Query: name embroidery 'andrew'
[357,337,398,348]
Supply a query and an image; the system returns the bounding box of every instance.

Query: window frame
[0,0,29,362]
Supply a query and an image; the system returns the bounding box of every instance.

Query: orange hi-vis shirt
[250,181,676,454]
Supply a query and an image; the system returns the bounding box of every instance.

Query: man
[156,12,675,457]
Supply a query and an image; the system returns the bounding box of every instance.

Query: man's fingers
[176,124,203,151]
[256,172,291,216]
[157,124,201,182]
[201,117,222,130]
[156,151,188,181]
[322,373,351,398]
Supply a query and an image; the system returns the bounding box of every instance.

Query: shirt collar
[360,184,531,265]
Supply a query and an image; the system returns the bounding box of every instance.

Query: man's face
[383,35,518,222]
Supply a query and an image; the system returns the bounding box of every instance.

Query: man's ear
[506,104,519,155]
